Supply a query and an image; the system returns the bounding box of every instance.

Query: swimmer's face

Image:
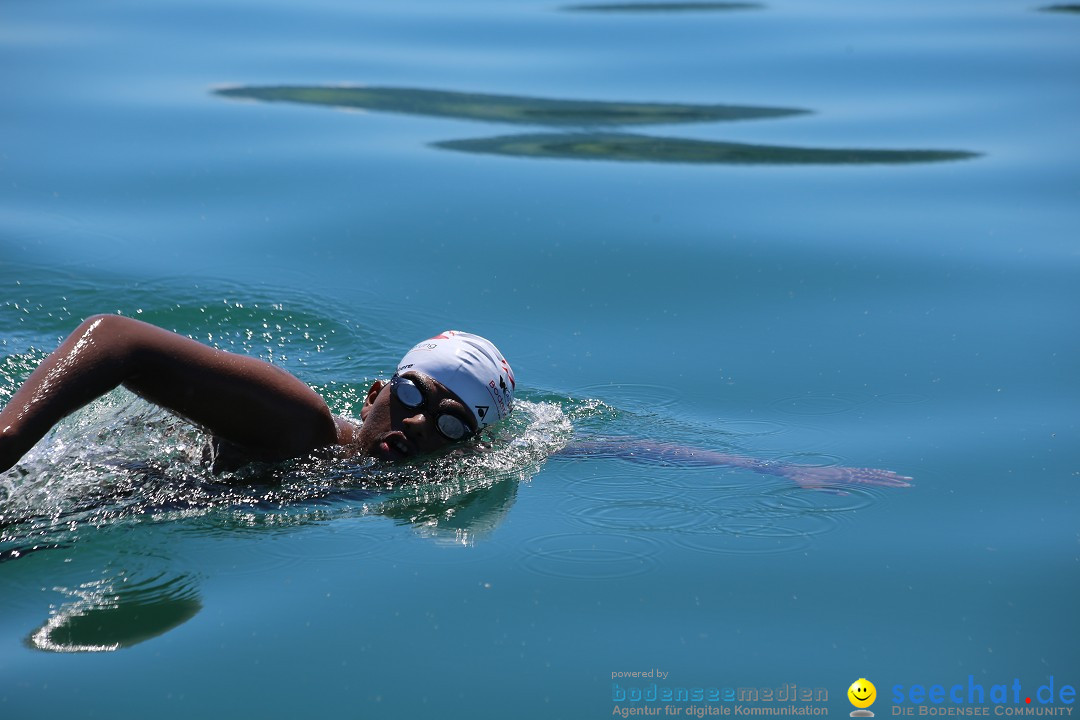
[848,679,876,709]
[356,371,478,462]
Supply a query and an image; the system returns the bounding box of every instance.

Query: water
[1,0,1078,717]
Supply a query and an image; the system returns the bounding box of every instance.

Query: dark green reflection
[435,132,979,165]
[563,2,763,11]
[1039,3,1080,11]
[215,86,807,126]
[28,572,201,652]
[381,478,518,543]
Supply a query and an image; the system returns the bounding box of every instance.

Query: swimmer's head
[395,331,515,430]
[356,331,515,461]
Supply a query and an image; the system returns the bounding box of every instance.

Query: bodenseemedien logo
[849,678,877,717]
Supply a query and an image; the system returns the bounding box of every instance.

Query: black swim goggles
[390,374,474,442]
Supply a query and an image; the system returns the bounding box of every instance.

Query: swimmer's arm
[556,439,912,490]
[0,314,343,473]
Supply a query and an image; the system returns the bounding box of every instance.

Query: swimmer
[0,315,513,473]
[0,315,911,488]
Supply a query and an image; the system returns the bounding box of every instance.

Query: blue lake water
[1,0,1078,717]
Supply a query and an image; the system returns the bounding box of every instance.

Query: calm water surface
[1,0,1078,718]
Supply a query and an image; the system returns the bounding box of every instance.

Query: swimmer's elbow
[73,314,141,364]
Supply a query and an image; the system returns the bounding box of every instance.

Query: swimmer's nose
[401,412,433,444]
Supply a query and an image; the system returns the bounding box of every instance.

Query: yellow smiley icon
[848,678,877,709]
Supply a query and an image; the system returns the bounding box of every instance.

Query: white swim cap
[396,331,516,429]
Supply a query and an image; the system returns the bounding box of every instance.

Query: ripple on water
[668,517,819,555]
[770,392,868,416]
[556,448,891,557]
[772,452,847,468]
[712,418,789,437]
[560,492,718,533]
[518,531,663,580]
[550,471,831,560]
[562,467,749,500]
[576,382,684,413]
[666,483,884,555]
[178,510,395,575]
[756,482,884,513]
[873,392,930,405]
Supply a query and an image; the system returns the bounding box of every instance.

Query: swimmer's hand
[771,463,913,491]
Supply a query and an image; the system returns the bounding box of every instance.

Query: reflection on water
[381,477,518,545]
[28,570,201,653]
[518,532,662,580]
[216,85,977,166]
[1039,4,1080,12]
[214,86,807,126]
[563,2,764,11]
[435,132,978,165]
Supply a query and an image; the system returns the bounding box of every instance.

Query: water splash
[0,389,573,557]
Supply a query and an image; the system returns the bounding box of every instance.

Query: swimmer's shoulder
[333,415,362,448]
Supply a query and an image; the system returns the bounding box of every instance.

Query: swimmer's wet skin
[0,316,514,474]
